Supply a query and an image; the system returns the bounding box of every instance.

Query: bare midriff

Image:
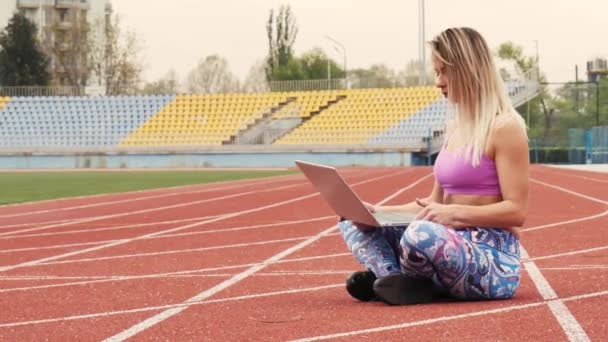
[444,193,521,237]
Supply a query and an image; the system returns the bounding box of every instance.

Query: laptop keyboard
[374,211,415,225]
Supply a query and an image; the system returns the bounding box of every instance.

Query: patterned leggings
[338,219,521,300]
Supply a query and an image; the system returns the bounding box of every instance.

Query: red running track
[0,165,606,341]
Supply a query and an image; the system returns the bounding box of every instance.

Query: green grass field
[0,170,297,205]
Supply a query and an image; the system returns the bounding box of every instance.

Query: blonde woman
[339,27,529,305]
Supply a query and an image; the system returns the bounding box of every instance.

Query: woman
[339,27,529,305]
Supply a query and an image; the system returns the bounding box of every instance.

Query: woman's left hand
[415,198,466,229]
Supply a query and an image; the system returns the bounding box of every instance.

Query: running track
[0,165,606,341]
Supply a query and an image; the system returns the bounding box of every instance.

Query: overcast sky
[108,0,606,84]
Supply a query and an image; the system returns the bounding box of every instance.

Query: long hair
[429,27,526,167]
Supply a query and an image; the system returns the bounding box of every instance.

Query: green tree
[0,13,50,86]
[265,5,298,81]
[497,41,553,142]
[298,48,343,80]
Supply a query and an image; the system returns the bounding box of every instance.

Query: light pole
[419,0,426,85]
[534,40,540,81]
[325,35,347,88]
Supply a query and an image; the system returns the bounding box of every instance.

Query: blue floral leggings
[338,219,521,300]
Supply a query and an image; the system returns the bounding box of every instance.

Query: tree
[265,5,298,81]
[497,42,552,142]
[88,12,144,95]
[185,55,240,94]
[0,13,50,86]
[143,69,180,95]
[298,48,343,80]
[242,60,269,93]
[348,64,401,88]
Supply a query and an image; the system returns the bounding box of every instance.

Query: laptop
[295,160,415,227]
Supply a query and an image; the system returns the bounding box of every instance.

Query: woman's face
[432,55,449,101]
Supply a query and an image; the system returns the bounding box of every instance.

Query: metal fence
[566,126,608,164]
[267,78,410,92]
[0,86,83,97]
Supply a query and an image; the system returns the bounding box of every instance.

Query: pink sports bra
[433,145,501,196]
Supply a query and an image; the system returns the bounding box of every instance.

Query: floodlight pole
[325,35,347,88]
[419,0,426,85]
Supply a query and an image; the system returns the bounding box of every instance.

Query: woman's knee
[339,220,377,250]
[400,220,449,250]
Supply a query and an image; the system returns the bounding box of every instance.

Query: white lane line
[0,241,110,253]
[0,173,303,217]
[531,179,608,206]
[523,210,608,232]
[0,214,223,240]
[155,216,336,239]
[0,215,334,253]
[540,266,608,271]
[527,245,608,262]
[0,284,344,328]
[0,169,366,238]
[4,207,604,292]
[0,169,406,273]
[1,214,332,244]
[2,284,607,334]
[518,178,607,342]
[0,270,355,281]
[0,253,352,293]
[102,171,432,342]
[0,178,309,238]
[36,236,314,266]
[543,167,608,183]
[289,289,608,342]
[0,218,75,230]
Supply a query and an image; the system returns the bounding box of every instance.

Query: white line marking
[0,253,352,293]
[0,216,334,253]
[2,283,607,337]
[522,248,590,341]
[0,173,302,214]
[0,170,406,273]
[531,179,608,205]
[519,178,605,342]
[102,171,431,341]
[0,208,608,292]
[0,214,223,240]
[0,284,344,328]
[523,209,608,232]
[527,245,608,262]
[0,241,109,253]
[0,178,308,238]
[36,236,312,266]
[0,270,354,281]
[289,289,608,342]
[543,167,608,183]
[1,214,332,244]
[0,218,74,230]
[540,266,608,271]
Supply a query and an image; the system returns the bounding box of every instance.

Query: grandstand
[0,80,539,168]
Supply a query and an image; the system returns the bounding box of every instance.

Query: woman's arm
[454,117,529,227]
[416,115,529,228]
[373,179,444,215]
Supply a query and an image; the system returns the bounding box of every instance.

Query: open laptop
[295,160,415,227]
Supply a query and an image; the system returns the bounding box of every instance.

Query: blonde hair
[429,27,526,166]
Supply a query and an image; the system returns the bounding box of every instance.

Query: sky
[49,0,608,84]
